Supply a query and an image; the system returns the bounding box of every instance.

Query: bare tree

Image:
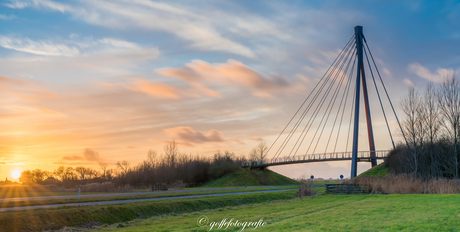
[249,141,269,162]
[53,166,66,181]
[99,163,108,179]
[437,73,460,178]
[401,86,422,176]
[164,141,178,168]
[116,160,130,177]
[420,83,442,176]
[75,166,88,180]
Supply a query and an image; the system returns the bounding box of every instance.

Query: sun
[12,171,21,179]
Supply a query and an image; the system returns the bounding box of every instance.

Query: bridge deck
[242,150,389,168]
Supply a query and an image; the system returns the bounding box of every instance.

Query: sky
[0,0,459,180]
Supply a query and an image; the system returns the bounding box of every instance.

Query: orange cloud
[164,126,225,144]
[128,78,180,99]
[61,148,101,162]
[157,59,297,97]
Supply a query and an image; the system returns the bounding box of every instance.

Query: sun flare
[12,171,21,179]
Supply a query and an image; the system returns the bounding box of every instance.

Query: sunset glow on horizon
[1,0,459,179]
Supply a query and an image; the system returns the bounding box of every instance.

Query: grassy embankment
[0,190,297,231]
[202,168,299,187]
[0,186,296,208]
[92,194,460,231]
[357,162,390,177]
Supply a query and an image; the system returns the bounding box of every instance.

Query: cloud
[61,148,101,162]
[408,62,455,83]
[0,14,16,20]
[403,79,415,88]
[61,155,83,161]
[127,79,180,99]
[3,0,27,9]
[164,126,225,144]
[8,0,256,58]
[157,59,299,98]
[0,36,80,56]
[83,148,100,161]
[251,136,263,141]
[0,35,159,59]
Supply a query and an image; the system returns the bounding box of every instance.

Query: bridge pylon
[351,26,377,178]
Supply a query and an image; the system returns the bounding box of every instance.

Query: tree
[437,73,460,178]
[75,166,88,180]
[401,86,422,176]
[420,83,442,176]
[64,167,76,181]
[116,160,130,177]
[53,166,66,181]
[164,141,178,168]
[19,170,34,184]
[249,141,269,162]
[99,163,108,179]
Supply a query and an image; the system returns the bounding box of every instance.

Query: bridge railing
[242,150,389,167]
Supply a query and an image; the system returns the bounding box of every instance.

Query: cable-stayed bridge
[243,26,409,178]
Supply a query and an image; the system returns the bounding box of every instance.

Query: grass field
[0,190,297,231]
[91,194,460,231]
[0,186,297,209]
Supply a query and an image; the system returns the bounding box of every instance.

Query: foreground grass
[0,190,296,231]
[0,186,296,209]
[92,194,460,231]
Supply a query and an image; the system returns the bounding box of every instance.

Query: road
[0,188,298,212]
[0,185,299,203]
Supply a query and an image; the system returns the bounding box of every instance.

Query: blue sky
[0,0,459,180]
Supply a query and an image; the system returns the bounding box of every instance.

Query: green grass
[92,194,460,231]
[0,190,297,231]
[0,186,296,208]
[357,162,389,177]
[202,168,299,187]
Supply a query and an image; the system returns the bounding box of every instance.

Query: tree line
[387,73,460,179]
[19,141,269,187]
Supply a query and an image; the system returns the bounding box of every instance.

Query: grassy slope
[0,187,295,208]
[201,168,299,187]
[0,191,296,231]
[95,194,460,231]
[357,162,389,177]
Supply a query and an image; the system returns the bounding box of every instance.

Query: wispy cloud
[127,78,180,99]
[3,0,27,9]
[164,126,225,146]
[0,14,16,20]
[5,0,256,57]
[157,59,303,98]
[408,62,456,83]
[0,36,80,56]
[0,35,159,58]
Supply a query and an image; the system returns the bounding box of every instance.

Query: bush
[297,181,315,197]
[350,174,460,194]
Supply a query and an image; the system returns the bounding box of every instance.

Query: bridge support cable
[363,44,395,149]
[270,35,355,161]
[345,75,357,153]
[285,40,356,159]
[309,49,357,155]
[272,37,356,161]
[362,37,411,149]
[330,56,356,154]
[288,42,353,157]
